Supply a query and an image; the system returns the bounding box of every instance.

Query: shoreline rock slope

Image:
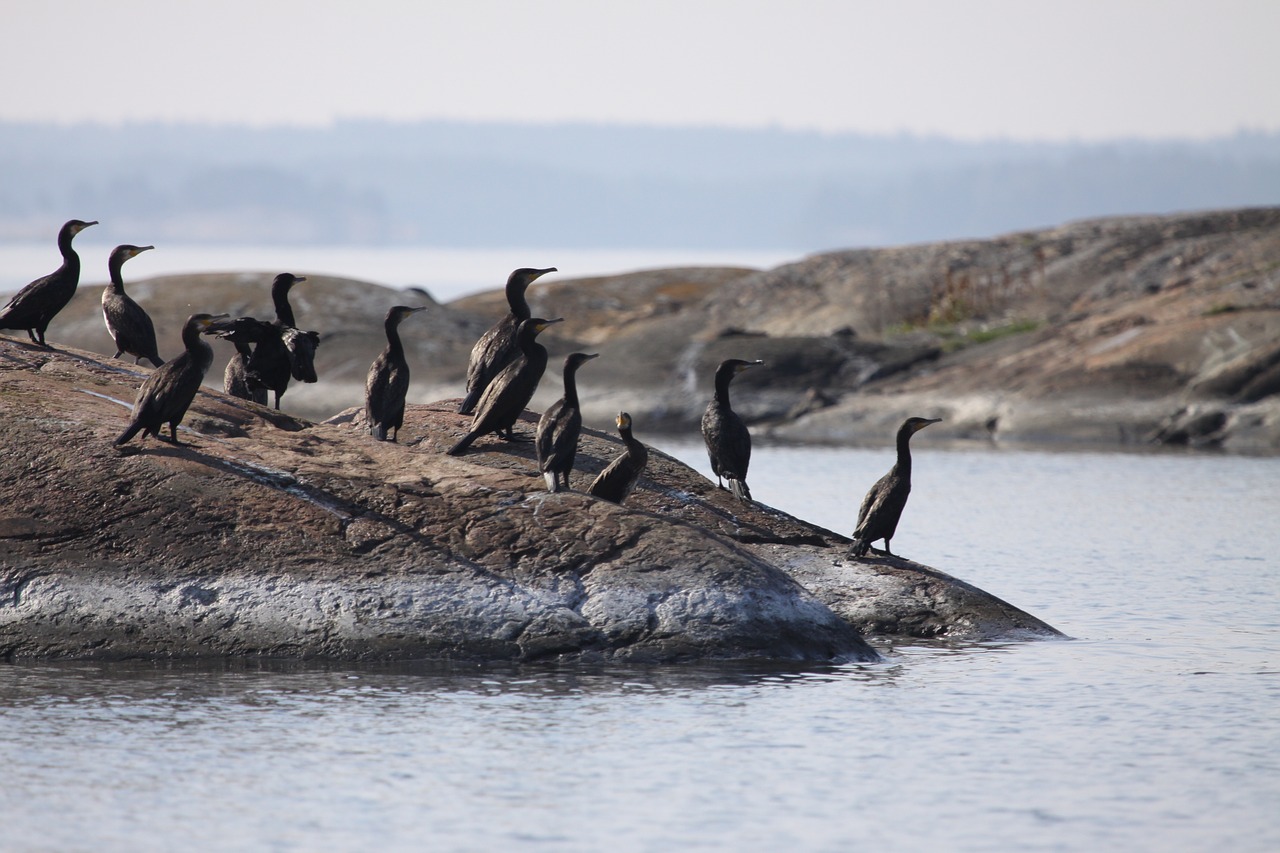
[0,341,1058,663]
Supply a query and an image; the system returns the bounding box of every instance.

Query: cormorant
[701,358,764,502]
[218,273,320,409]
[0,218,98,346]
[458,267,557,414]
[447,317,562,456]
[266,272,320,386]
[101,244,164,367]
[536,351,599,491]
[588,412,649,505]
[114,313,234,446]
[224,339,268,405]
[270,272,305,328]
[850,416,942,558]
[365,305,427,442]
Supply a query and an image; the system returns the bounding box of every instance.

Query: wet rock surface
[0,341,1057,663]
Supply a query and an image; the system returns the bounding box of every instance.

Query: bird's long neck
[517,326,542,359]
[563,364,581,408]
[57,227,81,273]
[507,282,531,320]
[895,427,915,477]
[621,425,647,463]
[384,317,405,360]
[272,286,296,327]
[107,256,126,290]
[233,341,253,358]
[182,321,212,366]
[714,370,735,408]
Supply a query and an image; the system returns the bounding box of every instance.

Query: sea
[2,247,1278,852]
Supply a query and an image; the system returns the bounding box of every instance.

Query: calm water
[2,444,1278,852]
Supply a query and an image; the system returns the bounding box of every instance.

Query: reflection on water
[3,446,1279,852]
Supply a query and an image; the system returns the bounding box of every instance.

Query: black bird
[101,244,164,367]
[269,271,305,328]
[223,339,268,405]
[458,267,557,415]
[447,317,562,456]
[114,313,234,447]
[536,351,599,491]
[0,218,98,346]
[588,412,649,505]
[221,273,320,409]
[701,358,764,502]
[851,417,942,558]
[265,271,320,386]
[365,305,427,442]
[217,317,282,404]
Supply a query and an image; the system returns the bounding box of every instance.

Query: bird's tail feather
[457,387,481,415]
[447,431,478,456]
[728,478,751,502]
[114,420,143,447]
[544,472,560,493]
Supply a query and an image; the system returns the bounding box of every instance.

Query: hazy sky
[4,0,1278,140]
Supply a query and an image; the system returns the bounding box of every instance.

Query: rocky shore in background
[40,207,1280,453]
[0,342,1058,662]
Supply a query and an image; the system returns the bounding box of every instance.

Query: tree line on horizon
[1,119,1277,251]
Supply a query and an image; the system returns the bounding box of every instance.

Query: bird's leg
[273,393,282,410]
[168,423,183,445]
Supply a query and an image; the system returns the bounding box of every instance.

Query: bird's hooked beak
[199,314,235,334]
[77,221,99,233]
[737,359,765,374]
[913,418,943,433]
[131,245,155,259]
[536,318,565,332]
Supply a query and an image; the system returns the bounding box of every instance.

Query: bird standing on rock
[459,267,557,415]
[0,218,97,347]
[365,305,427,442]
[448,317,562,456]
[588,412,649,504]
[101,244,164,368]
[536,351,599,491]
[850,417,942,558]
[114,313,235,447]
[220,273,320,409]
[701,358,764,502]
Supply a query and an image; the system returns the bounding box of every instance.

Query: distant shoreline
[0,243,800,302]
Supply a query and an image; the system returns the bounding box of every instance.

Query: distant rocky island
[40,206,1280,453]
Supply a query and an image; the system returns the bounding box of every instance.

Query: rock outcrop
[40,207,1280,452]
[0,340,1058,663]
